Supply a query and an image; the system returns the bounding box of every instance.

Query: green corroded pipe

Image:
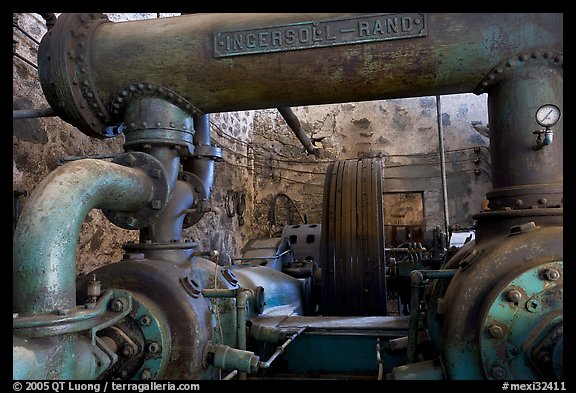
[13,158,154,316]
[38,13,562,138]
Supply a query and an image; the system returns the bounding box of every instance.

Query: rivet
[151,169,161,178]
[138,83,144,90]
[543,52,552,59]
[518,54,528,61]
[140,315,152,326]
[155,122,162,127]
[112,103,120,109]
[86,92,94,98]
[116,97,124,103]
[169,122,175,128]
[151,200,162,210]
[126,217,137,227]
[531,51,540,58]
[554,55,562,63]
[538,198,547,205]
[147,84,154,90]
[496,67,503,74]
[488,74,495,80]
[129,122,136,129]
[83,80,90,86]
[129,85,136,92]
[142,122,148,128]
[505,60,514,67]
[92,103,98,109]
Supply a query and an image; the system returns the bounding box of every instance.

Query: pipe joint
[474,49,563,95]
[102,152,170,230]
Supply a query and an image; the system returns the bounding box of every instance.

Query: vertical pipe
[185,114,216,201]
[407,269,456,363]
[407,270,424,363]
[236,289,251,380]
[486,60,563,209]
[436,96,450,243]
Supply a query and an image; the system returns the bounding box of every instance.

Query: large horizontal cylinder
[39,13,562,135]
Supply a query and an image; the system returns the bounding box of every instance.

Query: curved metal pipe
[236,288,252,380]
[147,180,194,242]
[277,107,319,157]
[13,159,154,315]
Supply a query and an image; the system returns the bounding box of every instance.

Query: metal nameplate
[214,13,427,58]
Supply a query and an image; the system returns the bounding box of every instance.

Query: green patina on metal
[277,334,407,375]
[131,299,169,380]
[13,159,154,316]
[479,261,563,380]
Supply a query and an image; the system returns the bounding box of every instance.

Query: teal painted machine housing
[438,224,563,380]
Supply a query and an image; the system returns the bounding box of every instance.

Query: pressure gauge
[535,104,561,128]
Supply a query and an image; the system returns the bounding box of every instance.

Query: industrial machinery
[13,13,562,380]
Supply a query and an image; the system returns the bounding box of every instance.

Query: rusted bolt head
[488,324,504,338]
[110,298,124,312]
[141,369,152,380]
[492,366,506,380]
[538,351,552,364]
[148,342,160,354]
[507,290,522,303]
[544,269,560,281]
[140,315,152,326]
[122,345,135,357]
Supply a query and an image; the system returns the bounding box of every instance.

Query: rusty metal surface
[38,13,562,136]
[438,224,563,379]
[76,258,216,380]
[485,52,563,209]
[13,159,155,316]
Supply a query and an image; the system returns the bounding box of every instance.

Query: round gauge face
[535,104,561,127]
